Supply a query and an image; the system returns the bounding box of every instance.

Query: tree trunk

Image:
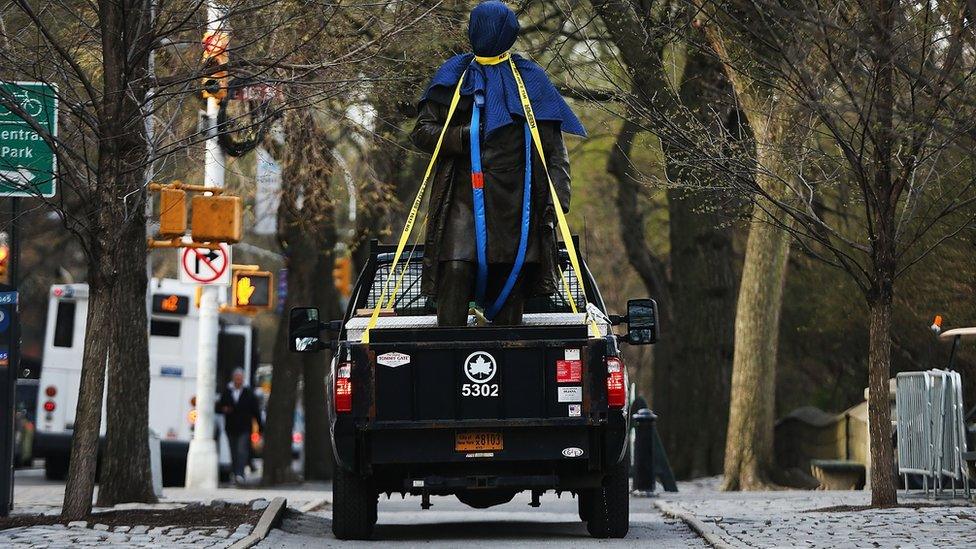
[62,0,154,515]
[61,281,111,519]
[659,184,737,477]
[867,286,897,505]
[655,50,738,478]
[262,268,307,484]
[263,108,339,484]
[722,194,791,490]
[97,214,155,506]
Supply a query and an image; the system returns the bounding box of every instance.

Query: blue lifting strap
[470,92,532,321]
[470,93,489,305]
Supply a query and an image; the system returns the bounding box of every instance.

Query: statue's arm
[410,100,468,156]
[541,122,571,213]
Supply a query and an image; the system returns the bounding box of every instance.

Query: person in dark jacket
[216,368,262,485]
[411,1,586,326]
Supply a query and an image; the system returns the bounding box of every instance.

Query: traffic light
[232,270,273,310]
[191,194,242,243]
[0,244,8,282]
[201,58,228,101]
[333,256,352,298]
[158,187,187,238]
[201,29,229,101]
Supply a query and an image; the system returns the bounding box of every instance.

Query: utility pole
[185,0,226,490]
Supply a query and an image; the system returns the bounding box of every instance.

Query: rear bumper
[33,431,190,463]
[368,419,597,464]
[335,415,627,492]
[33,431,72,457]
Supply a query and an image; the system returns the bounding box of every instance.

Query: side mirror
[625,298,658,345]
[289,307,326,353]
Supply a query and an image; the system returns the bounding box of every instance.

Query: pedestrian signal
[0,244,8,282]
[232,270,273,310]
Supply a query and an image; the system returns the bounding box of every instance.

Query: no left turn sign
[180,243,232,285]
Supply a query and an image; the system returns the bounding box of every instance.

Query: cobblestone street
[0,520,255,548]
[657,478,976,549]
[5,469,976,546]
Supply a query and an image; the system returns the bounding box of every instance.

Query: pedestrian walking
[216,368,263,485]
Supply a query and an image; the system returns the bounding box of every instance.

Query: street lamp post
[185,0,226,490]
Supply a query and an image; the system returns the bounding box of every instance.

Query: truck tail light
[43,401,56,412]
[335,362,353,413]
[45,386,57,397]
[605,357,626,409]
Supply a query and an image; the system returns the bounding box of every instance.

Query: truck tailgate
[362,325,602,423]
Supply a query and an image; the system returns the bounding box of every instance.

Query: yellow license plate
[455,432,503,452]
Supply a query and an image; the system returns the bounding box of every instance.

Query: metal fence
[895,370,971,498]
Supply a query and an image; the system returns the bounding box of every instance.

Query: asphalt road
[258,491,708,548]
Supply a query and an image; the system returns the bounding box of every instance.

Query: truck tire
[331,468,377,540]
[577,491,589,522]
[582,450,629,538]
[44,454,68,481]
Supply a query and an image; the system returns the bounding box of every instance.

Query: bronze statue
[411,1,586,326]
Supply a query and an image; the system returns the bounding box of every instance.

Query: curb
[228,497,287,549]
[653,499,735,549]
[297,498,328,513]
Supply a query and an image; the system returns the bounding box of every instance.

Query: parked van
[33,278,257,485]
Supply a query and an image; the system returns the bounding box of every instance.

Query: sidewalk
[5,468,330,548]
[657,477,976,549]
[13,467,331,514]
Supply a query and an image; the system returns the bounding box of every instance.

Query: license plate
[455,431,503,452]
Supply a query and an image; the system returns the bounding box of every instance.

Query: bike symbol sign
[0,82,57,197]
[180,244,232,285]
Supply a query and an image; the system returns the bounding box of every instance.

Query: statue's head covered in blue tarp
[420,1,586,138]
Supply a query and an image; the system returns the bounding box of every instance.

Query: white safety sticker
[377,352,410,367]
[568,404,581,417]
[564,348,581,361]
[558,386,582,403]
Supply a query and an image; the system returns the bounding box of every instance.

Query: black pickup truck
[290,242,658,540]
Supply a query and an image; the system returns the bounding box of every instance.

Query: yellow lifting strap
[508,57,600,338]
[362,57,599,343]
[361,72,466,344]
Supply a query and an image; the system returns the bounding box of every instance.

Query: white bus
[33,278,257,485]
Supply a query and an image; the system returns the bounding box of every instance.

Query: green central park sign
[0,82,57,198]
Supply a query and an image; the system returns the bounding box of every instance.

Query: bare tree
[686,0,976,504]
[0,0,436,517]
[262,107,342,484]
[587,0,740,478]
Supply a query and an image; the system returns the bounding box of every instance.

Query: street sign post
[0,287,19,516]
[0,82,57,198]
[179,243,232,285]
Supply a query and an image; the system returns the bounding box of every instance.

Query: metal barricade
[896,373,931,477]
[896,370,972,499]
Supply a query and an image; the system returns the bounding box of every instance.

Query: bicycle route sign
[0,81,57,198]
[180,244,232,285]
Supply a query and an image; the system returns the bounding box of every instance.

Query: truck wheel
[577,491,590,522]
[331,467,377,540]
[583,451,630,538]
[44,454,68,481]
